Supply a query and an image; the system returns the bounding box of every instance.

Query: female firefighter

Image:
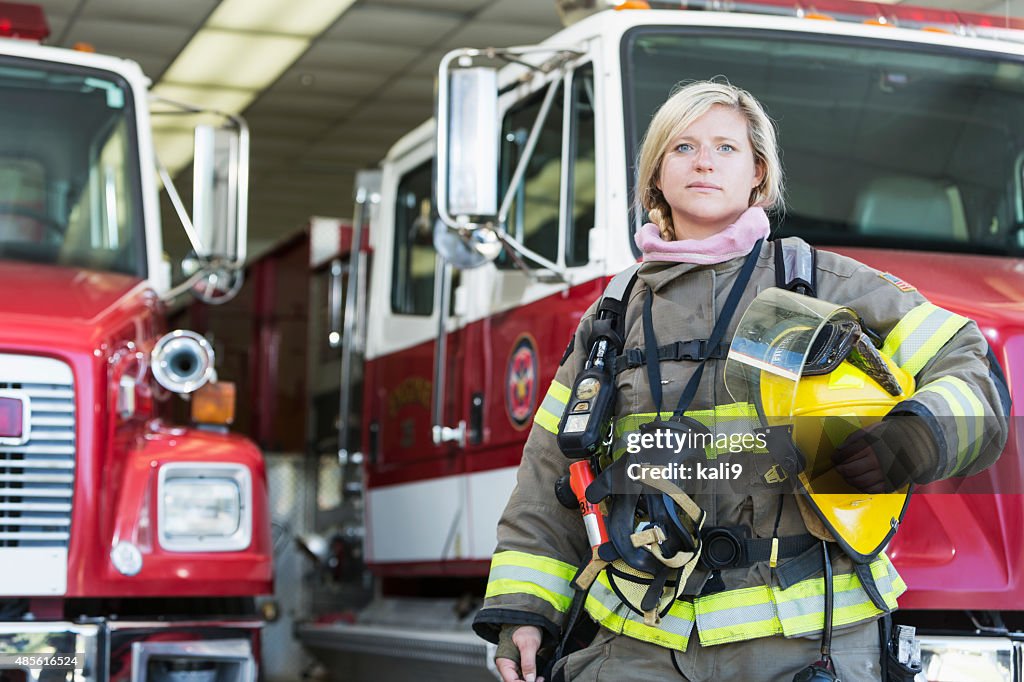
[474,80,1010,681]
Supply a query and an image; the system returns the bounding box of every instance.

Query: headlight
[918,636,1014,682]
[158,463,252,552]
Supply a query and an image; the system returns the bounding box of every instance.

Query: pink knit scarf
[634,206,770,264]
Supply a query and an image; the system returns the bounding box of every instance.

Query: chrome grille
[0,355,75,548]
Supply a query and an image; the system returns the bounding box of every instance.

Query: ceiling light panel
[162,30,309,90]
[208,0,358,36]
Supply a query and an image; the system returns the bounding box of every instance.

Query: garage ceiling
[31,0,1021,260]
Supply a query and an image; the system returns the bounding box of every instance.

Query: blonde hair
[636,80,783,241]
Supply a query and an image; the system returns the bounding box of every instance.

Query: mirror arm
[494,229,567,282]
[497,77,561,226]
[155,158,206,256]
[159,269,206,304]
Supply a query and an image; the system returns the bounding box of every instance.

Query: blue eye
[719,144,735,152]
[675,143,693,153]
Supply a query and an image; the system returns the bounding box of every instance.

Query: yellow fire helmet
[724,288,914,562]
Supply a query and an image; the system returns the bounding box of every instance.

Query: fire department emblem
[506,335,539,430]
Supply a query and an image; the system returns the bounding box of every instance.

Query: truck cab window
[0,61,142,275]
[391,160,435,316]
[626,32,1024,256]
[498,82,564,269]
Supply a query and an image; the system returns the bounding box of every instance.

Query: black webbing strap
[699,529,817,571]
[854,561,892,612]
[820,541,835,666]
[776,543,826,590]
[642,291,664,414]
[597,263,642,320]
[744,534,817,564]
[614,339,725,374]
[641,240,763,420]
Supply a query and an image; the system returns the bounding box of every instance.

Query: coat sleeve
[814,248,1011,483]
[472,303,598,644]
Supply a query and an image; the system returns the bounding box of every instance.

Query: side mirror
[437,55,499,232]
[192,122,248,268]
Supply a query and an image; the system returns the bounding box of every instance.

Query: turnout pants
[554,620,881,682]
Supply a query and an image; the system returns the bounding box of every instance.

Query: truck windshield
[625,30,1024,256]
[0,58,143,275]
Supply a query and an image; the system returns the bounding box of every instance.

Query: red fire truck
[0,4,272,682]
[292,1,1024,680]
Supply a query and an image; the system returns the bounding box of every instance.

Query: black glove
[831,415,938,493]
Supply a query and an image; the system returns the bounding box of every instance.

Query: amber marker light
[191,382,237,426]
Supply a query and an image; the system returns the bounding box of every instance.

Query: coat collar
[637,241,772,293]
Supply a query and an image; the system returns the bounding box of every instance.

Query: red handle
[569,461,608,549]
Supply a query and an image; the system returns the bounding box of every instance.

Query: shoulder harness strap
[774,237,817,297]
[588,263,641,352]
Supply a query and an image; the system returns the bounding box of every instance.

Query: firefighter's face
[657,105,764,240]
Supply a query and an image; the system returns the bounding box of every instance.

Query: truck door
[458,61,607,559]
[362,141,477,567]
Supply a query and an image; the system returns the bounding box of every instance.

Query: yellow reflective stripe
[881,303,969,377]
[486,551,577,614]
[486,579,573,612]
[693,555,904,646]
[490,550,577,581]
[612,403,760,436]
[774,557,901,638]
[535,380,571,434]
[916,376,985,476]
[548,380,571,404]
[584,571,694,650]
[574,554,905,650]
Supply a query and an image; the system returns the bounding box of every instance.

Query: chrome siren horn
[151,330,215,394]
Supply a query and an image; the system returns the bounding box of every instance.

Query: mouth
[687,183,721,190]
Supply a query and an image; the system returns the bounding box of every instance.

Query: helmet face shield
[725,288,860,422]
[725,288,916,562]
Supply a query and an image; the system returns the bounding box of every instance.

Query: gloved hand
[831,415,938,493]
[495,624,545,682]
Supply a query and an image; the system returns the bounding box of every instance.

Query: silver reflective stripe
[489,564,574,600]
[695,600,776,633]
[781,240,814,287]
[888,306,959,370]
[539,391,567,418]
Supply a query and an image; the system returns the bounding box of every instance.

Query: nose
[694,144,713,171]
